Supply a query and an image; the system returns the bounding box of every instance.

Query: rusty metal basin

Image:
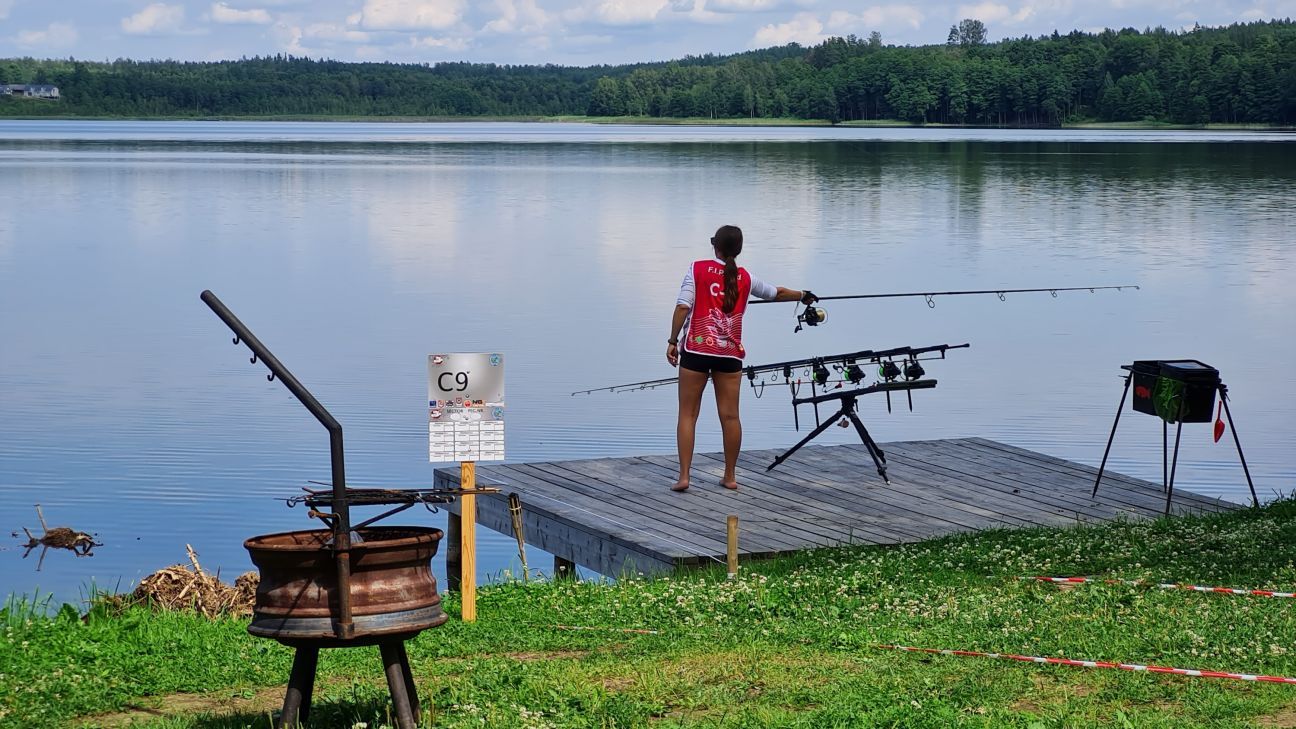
[245,526,448,646]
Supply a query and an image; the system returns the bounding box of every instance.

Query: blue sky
[2,0,1292,66]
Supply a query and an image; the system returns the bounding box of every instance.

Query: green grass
[6,500,1296,727]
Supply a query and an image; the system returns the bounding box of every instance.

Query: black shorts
[680,350,742,375]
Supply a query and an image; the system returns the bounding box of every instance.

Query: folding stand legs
[1092,374,1131,497]
[1220,385,1259,507]
[768,395,889,483]
[846,409,889,484]
[277,641,420,729]
[1164,419,1185,516]
[1096,377,1258,514]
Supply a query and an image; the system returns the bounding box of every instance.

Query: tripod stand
[1093,369,1257,515]
[768,380,937,483]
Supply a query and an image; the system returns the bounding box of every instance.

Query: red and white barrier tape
[1021,576,1296,599]
[877,644,1296,684]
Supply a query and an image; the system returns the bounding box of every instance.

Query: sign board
[428,353,505,463]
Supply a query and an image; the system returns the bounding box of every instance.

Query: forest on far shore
[2,19,1293,126]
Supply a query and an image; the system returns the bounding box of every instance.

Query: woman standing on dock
[666,225,814,492]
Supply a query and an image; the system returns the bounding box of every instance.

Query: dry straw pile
[127,544,258,618]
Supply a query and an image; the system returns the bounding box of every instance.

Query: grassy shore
[5,499,1296,728]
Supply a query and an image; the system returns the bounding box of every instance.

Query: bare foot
[670,479,690,492]
[720,479,739,490]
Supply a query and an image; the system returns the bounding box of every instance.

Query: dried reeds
[126,544,258,618]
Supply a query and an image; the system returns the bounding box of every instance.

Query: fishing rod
[570,343,969,396]
[750,284,1140,332]
[572,340,969,478]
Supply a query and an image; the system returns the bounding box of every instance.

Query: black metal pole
[846,408,888,483]
[768,403,844,471]
[1092,373,1131,498]
[1166,417,1176,490]
[1219,384,1259,508]
[1165,419,1185,516]
[200,290,354,640]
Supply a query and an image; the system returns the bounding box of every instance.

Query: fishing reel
[903,359,925,381]
[793,290,826,333]
[878,360,901,382]
[843,361,866,384]
[811,359,831,386]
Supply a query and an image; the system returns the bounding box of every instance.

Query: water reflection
[0,124,1292,605]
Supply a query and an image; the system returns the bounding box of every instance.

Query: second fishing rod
[754,284,1139,332]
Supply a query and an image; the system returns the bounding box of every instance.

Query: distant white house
[2,84,60,99]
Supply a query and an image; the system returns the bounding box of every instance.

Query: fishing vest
[684,259,751,360]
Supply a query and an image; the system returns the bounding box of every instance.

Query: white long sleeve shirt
[676,259,778,308]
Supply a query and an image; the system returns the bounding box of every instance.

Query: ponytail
[722,257,739,313]
[711,224,744,313]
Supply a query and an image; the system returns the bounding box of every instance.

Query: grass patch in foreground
[4,499,1296,727]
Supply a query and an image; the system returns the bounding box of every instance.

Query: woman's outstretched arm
[772,286,815,303]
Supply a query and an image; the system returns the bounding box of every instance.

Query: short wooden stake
[460,461,477,623]
[508,493,529,582]
[726,515,739,579]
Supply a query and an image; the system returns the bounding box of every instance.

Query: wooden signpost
[459,462,477,621]
[429,353,505,623]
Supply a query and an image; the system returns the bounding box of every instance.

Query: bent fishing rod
[753,284,1139,331]
[570,342,969,396]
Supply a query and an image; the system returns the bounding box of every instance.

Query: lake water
[1,121,1293,607]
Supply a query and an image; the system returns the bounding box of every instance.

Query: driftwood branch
[21,504,101,570]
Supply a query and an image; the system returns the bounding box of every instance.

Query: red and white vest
[684,259,751,360]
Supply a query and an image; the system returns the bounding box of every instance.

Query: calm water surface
[1,121,1292,606]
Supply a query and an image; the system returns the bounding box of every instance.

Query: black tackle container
[1128,360,1163,417]
[1157,360,1219,423]
[1124,359,1219,424]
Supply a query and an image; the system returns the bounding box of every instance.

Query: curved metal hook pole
[199,289,355,639]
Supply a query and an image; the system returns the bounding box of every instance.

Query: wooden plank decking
[431,437,1239,578]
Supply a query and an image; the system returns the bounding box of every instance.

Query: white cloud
[121,3,186,35]
[708,0,780,9]
[522,34,553,50]
[752,12,825,45]
[483,0,550,34]
[351,0,465,31]
[15,21,79,49]
[564,33,615,46]
[568,0,671,26]
[602,0,671,25]
[210,3,273,25]
[304,22,373,42]
[826,5,926,32]
[412,34,472,50]
[272,21,308,53]
[956,1,1034,24]
[668,0,725,23]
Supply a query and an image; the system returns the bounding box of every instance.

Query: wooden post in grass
[726,515,739,579]
[460,461,477,622]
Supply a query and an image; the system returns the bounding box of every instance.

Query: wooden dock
[432,437,1239,578]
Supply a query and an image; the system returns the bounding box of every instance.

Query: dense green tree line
[1,19,1292,125]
